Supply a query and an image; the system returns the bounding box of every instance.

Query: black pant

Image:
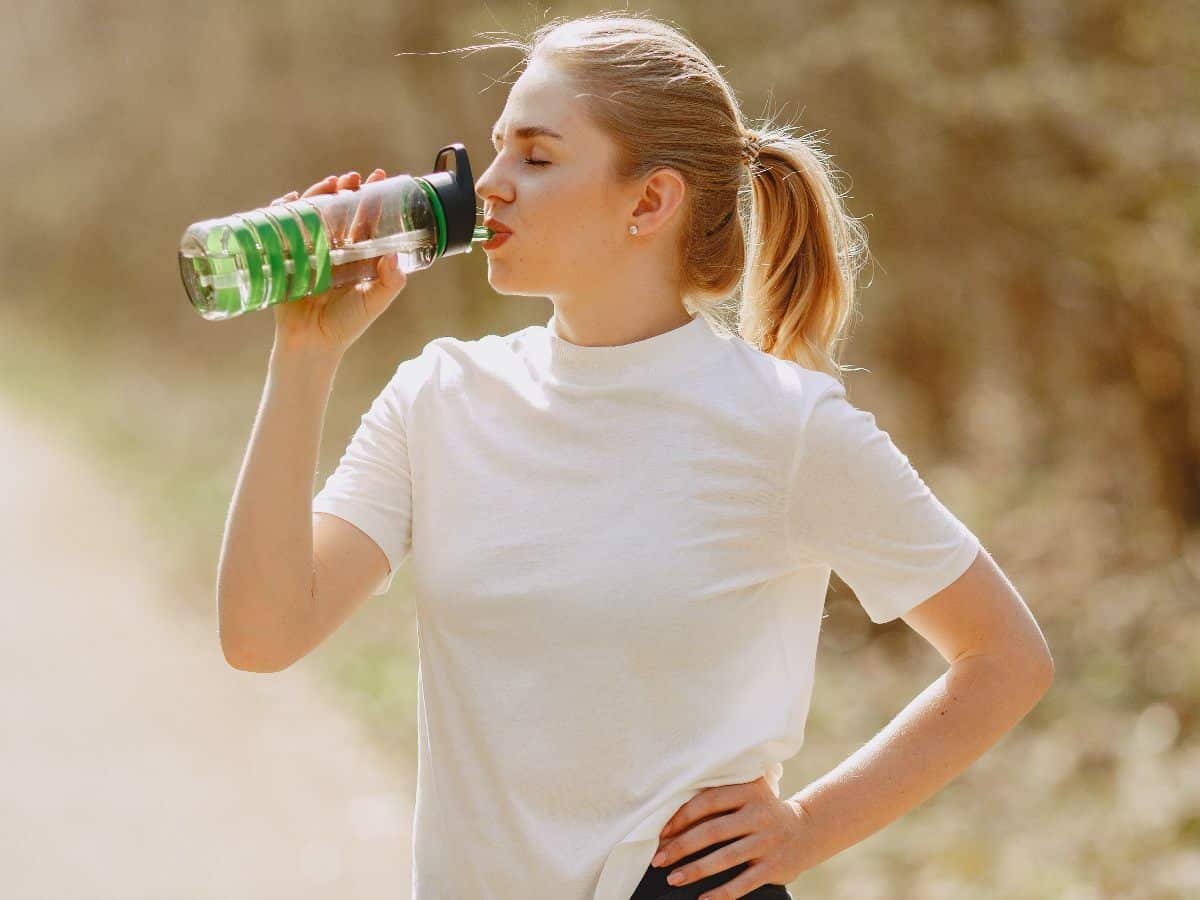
[628,836,792,900]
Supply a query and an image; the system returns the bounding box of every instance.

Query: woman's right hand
[268,169,408,354]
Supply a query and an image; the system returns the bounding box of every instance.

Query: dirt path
[0,402,414,899]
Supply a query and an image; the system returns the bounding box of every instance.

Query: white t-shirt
[311,311,981,900]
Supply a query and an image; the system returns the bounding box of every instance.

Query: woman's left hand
[651,776,812,900]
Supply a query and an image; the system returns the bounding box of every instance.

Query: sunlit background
[1,1,1197,897]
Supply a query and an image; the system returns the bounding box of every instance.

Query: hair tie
[704,130,763,238]
[740,130,763,167]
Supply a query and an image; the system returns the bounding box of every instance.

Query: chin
[484,264,554,298]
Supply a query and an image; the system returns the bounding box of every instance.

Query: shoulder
[394,322,542,396]
[715,332,846,419]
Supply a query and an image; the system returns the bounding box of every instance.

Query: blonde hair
[450,10,871,381]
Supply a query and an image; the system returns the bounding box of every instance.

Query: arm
[785,546,1054,872]
[216,337,342,672]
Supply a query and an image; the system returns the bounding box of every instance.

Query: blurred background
[1,1,1197,897]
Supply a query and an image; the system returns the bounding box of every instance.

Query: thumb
[380,252,407,290]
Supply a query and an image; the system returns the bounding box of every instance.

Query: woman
[232,11,1054,900]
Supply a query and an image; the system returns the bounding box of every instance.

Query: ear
[629,166,687,236]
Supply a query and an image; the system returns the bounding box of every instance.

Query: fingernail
[652,851,666,867]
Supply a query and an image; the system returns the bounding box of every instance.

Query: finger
[663,783,752,840]
[662,795,711,840]
[660,805,744,866]
[661,813,679,839]
[661,799,699,839]
[301,175,339,198]
[327,171,362,244]
[349,168,386,244]
[658,835,751,892]
[376,249,406,291]
[656,813,737,869]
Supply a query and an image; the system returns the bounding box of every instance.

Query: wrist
[270,334,345,370]
[783,791,833,874]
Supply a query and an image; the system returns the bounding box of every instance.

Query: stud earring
[629,224,638,235]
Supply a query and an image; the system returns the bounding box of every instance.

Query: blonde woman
[220,11,1054,900]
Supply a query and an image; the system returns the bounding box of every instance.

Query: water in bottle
[179,143,493,320]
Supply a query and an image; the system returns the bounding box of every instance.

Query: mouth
[482,231,513,251]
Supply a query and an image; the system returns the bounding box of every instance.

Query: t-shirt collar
[542,310,724,384]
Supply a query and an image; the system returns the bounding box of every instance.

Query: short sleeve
[785,380,981,624]
[312,352,429,597]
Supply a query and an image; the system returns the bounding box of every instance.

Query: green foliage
[3,2,1195,895]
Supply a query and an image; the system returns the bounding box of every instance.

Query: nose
[474,154,511,209]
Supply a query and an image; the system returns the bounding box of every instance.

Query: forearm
[217,339,342,670]
[786,654,1053,872]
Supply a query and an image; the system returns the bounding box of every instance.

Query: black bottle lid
[423,143,477,258]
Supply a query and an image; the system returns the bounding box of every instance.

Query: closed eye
[486,146,550,167]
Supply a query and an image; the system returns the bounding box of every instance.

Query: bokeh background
[2,1,1197,898]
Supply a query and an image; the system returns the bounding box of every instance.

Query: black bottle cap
[424,143,476,258]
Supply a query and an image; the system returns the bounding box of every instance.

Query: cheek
[507,173,623,266]
[515,191,587,256]
[550,186,621,251]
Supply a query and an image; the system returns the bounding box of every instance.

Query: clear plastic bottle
[179,143,492,321]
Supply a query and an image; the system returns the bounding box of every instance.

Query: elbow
[959,645,1055,696]
[223,650,284,673]
[1001,628,1056,694]
[221,641,278,673]
[1039,652,1056,691]
[1004,648,1055,696]
[1026,633,1056,691]
[218,592,299,673]
[220,628,291,674]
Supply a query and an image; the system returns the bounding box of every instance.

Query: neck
[549,292,693,348]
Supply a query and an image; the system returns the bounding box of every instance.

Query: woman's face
[474,59,636,299]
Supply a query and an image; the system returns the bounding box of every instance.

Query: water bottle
[178,143,492,321]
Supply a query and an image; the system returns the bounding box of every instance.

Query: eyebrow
[490,122,566,145]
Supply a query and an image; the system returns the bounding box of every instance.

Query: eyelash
[490,145,550,167]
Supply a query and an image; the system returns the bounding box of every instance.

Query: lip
[483,216,513,235]
[482,231,513,251]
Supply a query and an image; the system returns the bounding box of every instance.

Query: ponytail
[737,128,871,382]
